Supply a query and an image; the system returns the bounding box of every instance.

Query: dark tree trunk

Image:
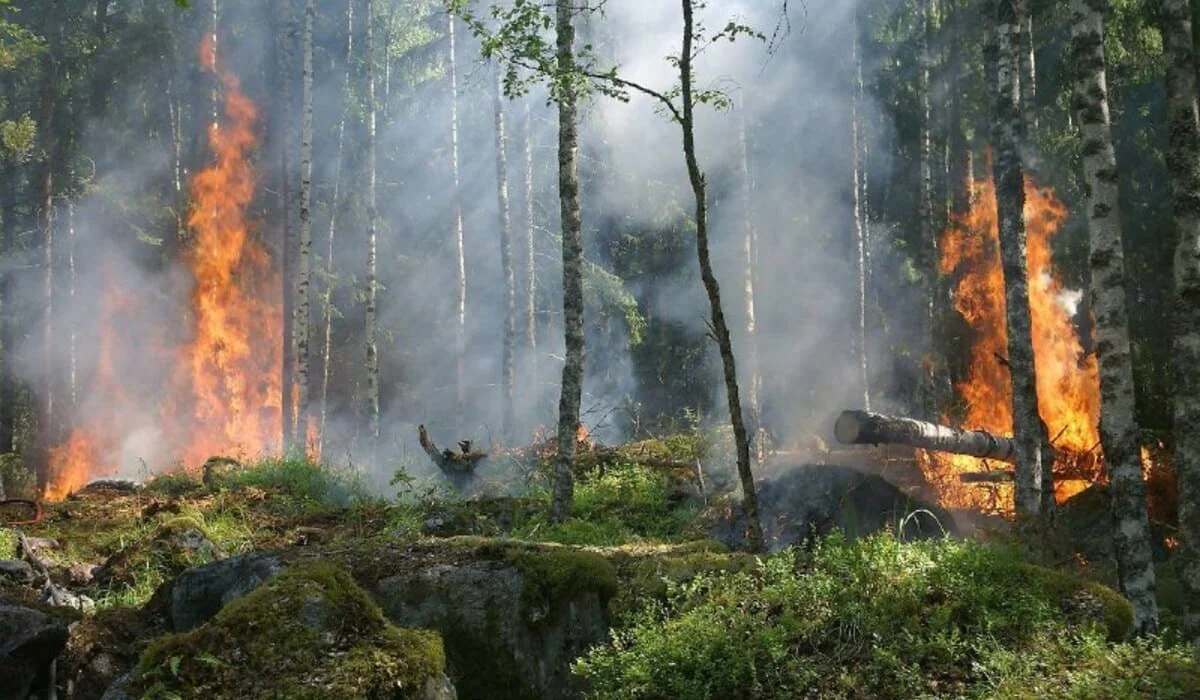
[550,0,584,523]
[678,0,763,552]
[992,0,1048,519]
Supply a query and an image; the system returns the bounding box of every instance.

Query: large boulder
[366,540,616,700]
[149,551,284,632]
[705,464,956,551]
[0,604,70,700]
[128,562,452,699]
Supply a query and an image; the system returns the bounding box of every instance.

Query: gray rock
[163,551,283,632]
[0,604,69,700]
[420,673,458,700]
[40,582,95,612]
[709,464,957,552]
[99,672,134,700]
[0,559,34,585]
[374,559,607,700]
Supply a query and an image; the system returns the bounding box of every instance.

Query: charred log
[835,409,1017,462]
[418,424,486,474]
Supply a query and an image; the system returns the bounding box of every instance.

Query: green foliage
[584,260,645,346]
[985,633,1200,699]
[511,460,699,545]
[0,114,36,162]
[573,533,1143,699]
[144,471,204,498]
[132,562,446,698]
[0,526,15,559]
[210,456,376,514]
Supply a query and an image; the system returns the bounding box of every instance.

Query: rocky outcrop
[129,562,453,698]
[705,464,957,551]
[0,604,69,700]
[371,546,612,700]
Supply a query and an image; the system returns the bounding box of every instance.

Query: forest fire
[924,172,1102,513]
[44,37,281,499]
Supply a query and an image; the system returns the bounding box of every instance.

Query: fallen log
[834,410,1016,462]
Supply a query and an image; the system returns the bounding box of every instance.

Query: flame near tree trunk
[45,37,281,499]
[926,170,1101,513]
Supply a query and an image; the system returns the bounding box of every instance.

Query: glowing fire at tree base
[45,37,282,500]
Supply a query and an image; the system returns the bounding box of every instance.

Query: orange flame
[925,168,1101,513]
[45,36,282,499]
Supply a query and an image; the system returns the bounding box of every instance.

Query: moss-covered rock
[367,538,614,700]
[1020,564,1133,641]
[130,562,448,699]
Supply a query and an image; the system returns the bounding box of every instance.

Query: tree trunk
[679,0,763,552]
[35,14,57,494]
[318,0,353,457]
[295,0,314,454]
[1018,0,1038,137]
[523,100,537,403]
[851,9,870,412]
[1068,0,1159,636]
[550,0,583,523]
[1157,0,1200,644]
[992,0,1046,518]
[737,106,764,458]
[493,66,516,445]
[919,0,937,416]
[835,409,1017,461]
[365,0,380,445]
[278,0,296,452]
[449,12,467,434]
[66,197,76,417]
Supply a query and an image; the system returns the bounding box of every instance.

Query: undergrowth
[573,532,1194,700]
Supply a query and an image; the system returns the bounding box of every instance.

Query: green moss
[608,550,758,621]
[144,471,204,497]
[504,546,619,618]
[131,562,444,699]
[0,527,15,559]
[1021,564,1133,641]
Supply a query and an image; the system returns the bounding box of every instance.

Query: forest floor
[1,437,1198,699]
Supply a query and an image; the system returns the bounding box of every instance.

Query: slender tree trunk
[550,0,584,523]
[851,9,870,412]
[679,0,763,552]
[738,106,765,458]
[1157,0,1200,644]
[992,0,1046,518]
[1069,0,1159,636]
[66,198,76,416]
[295,0,314,453]
[493,67,516,445]
[35,17,57,493]
[523,100,538,407]
[364,0,380,445]
[1018,0,1038,137]
[918,0,938,416]
[319,0,354,456]
[449,12,467,433]
[278,0,296,452]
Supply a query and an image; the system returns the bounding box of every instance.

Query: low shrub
[573,533,1159,700]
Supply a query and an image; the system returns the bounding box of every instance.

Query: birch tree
[295,0,314,452]
[449,12,467,432]
[318,0,354,453]
[851,7,870,412]
[1069,0,1158,635]
[992,0,1046,518]
[365,0,381,445]
[1156,0,1200,643]
[522,100,537,399]
[493,65,516,444]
